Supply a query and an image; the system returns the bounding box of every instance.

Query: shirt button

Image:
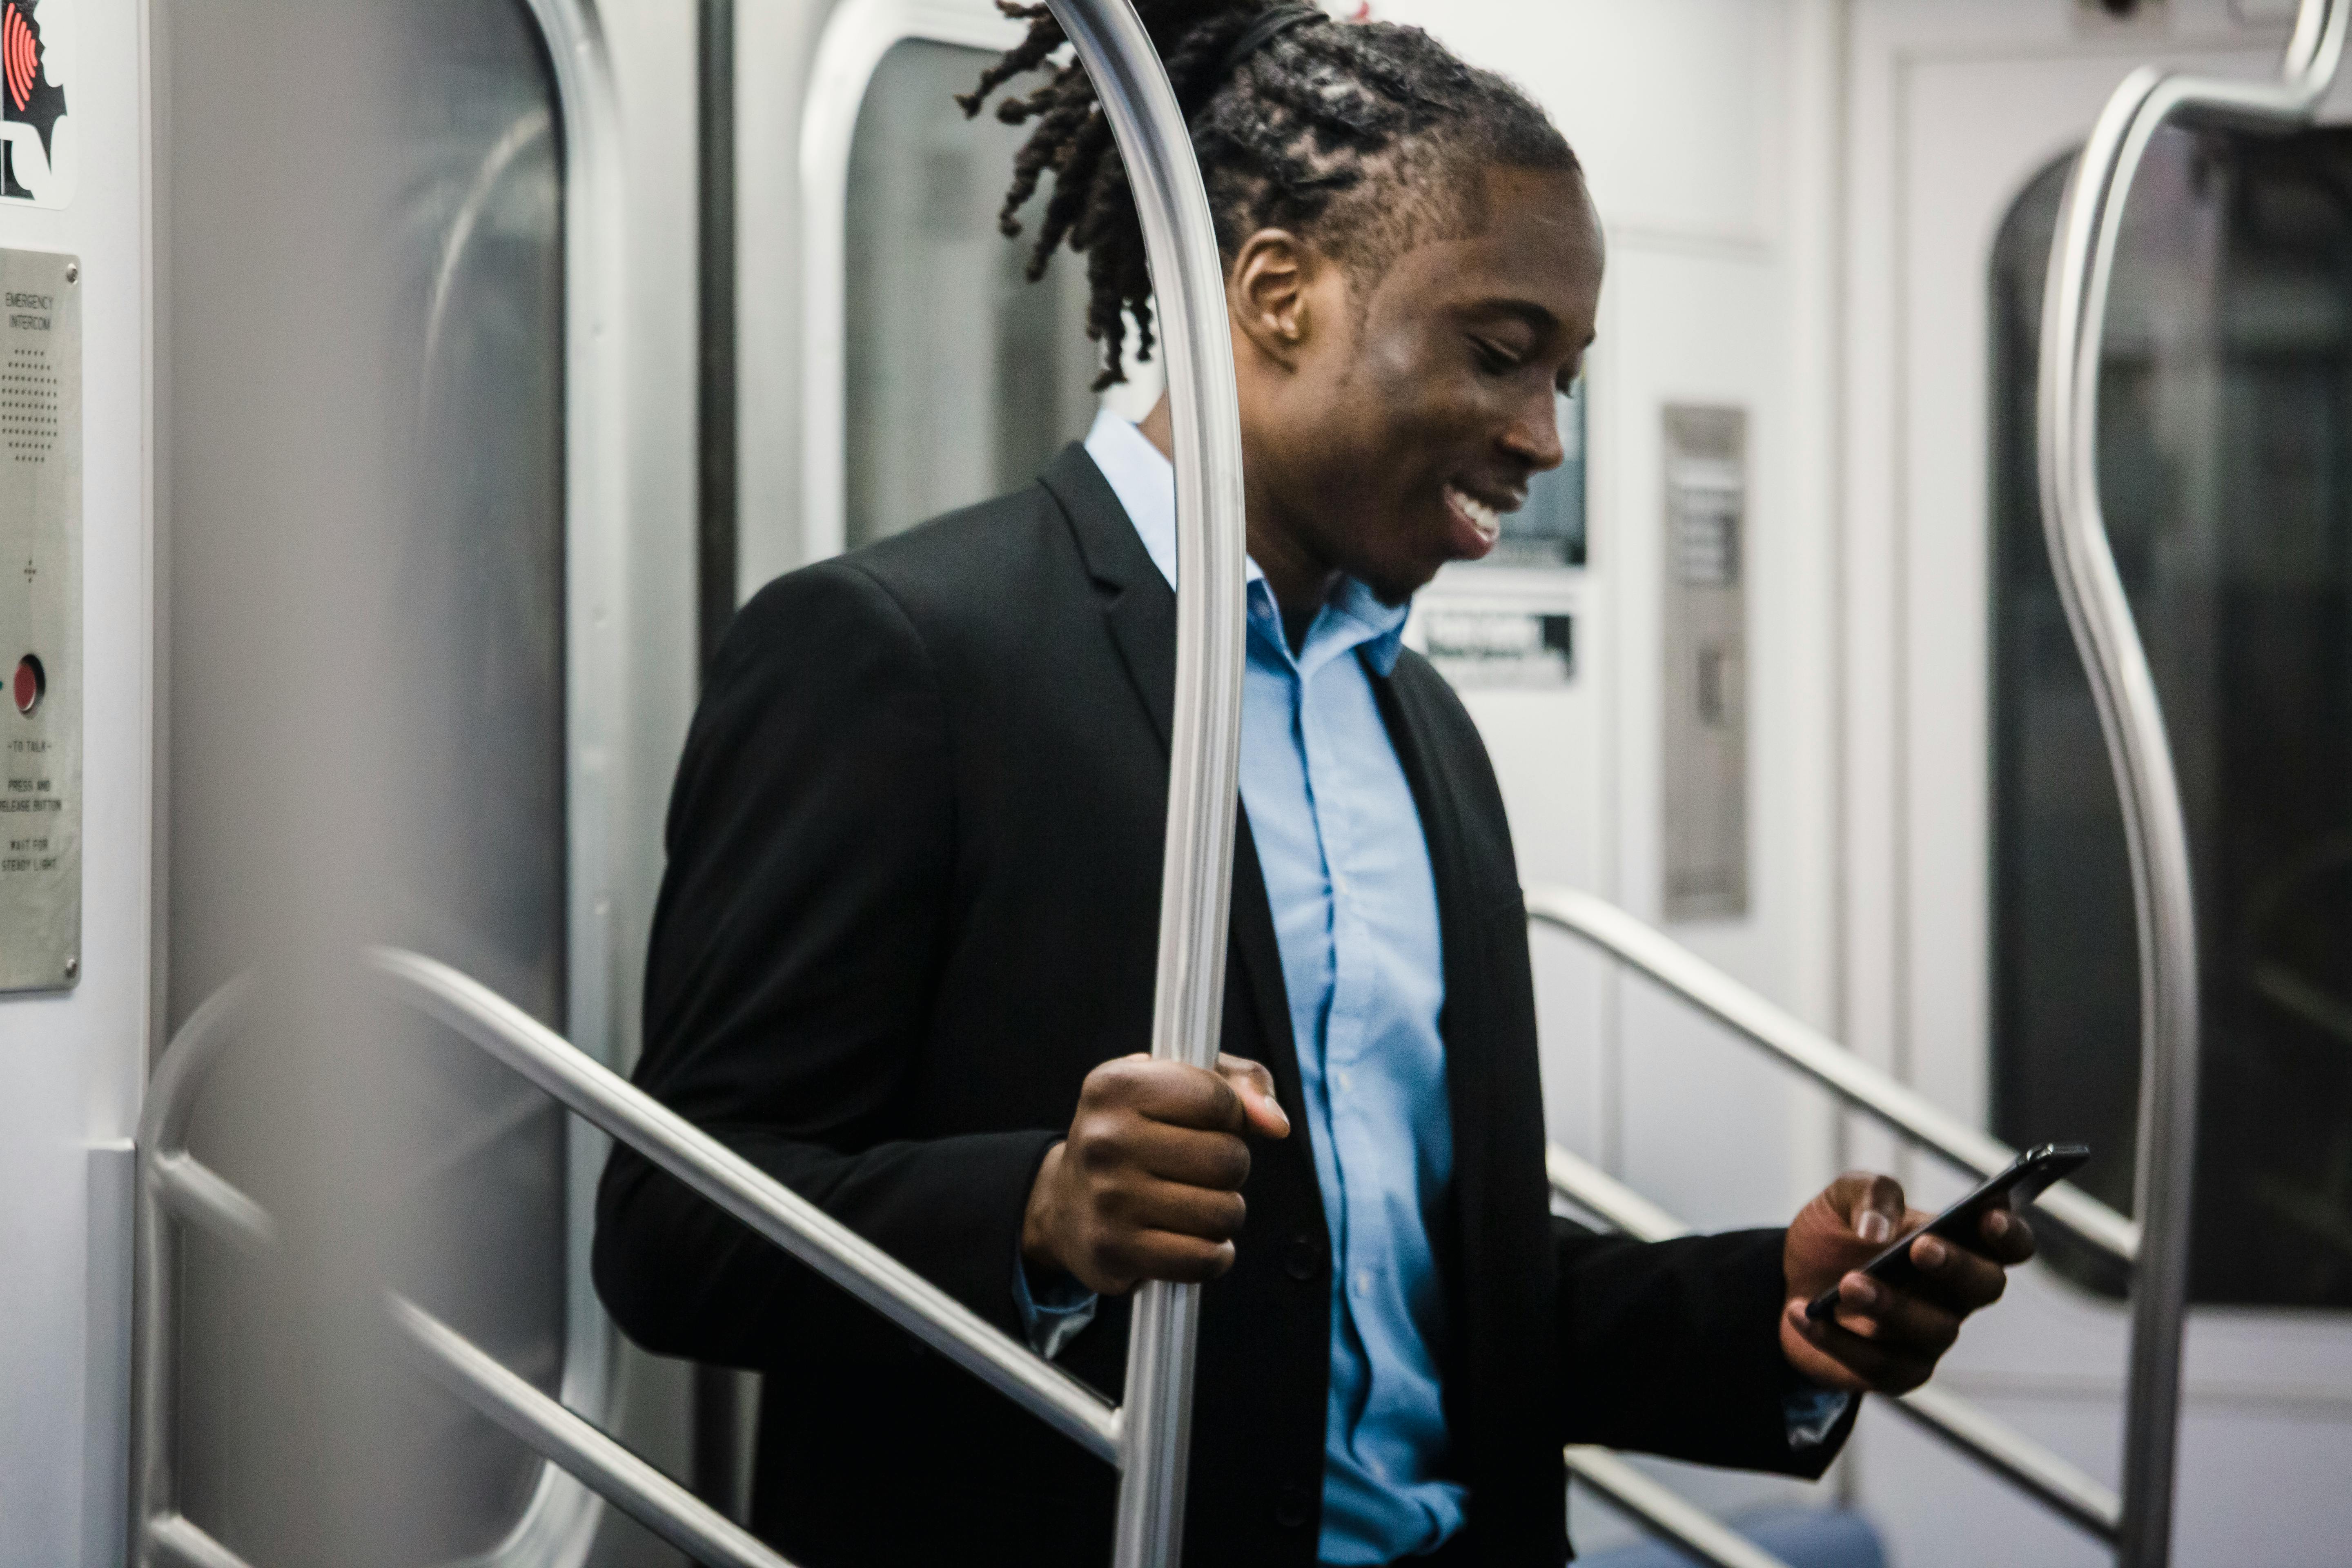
[1274,1481,1314,1530]
[1354,1269,1375,1296]
[1283,1234,1323,1281]
[1334,1068,1353,1093]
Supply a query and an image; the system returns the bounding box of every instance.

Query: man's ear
[1228,229,1319,369]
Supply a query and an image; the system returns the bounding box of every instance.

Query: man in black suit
[594,7,2033,1565]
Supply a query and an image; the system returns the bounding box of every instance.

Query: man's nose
[1500,386,1566,473]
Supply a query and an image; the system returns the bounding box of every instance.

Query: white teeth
[1446,485,1502,543]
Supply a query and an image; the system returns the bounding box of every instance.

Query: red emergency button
[12,653,42,715]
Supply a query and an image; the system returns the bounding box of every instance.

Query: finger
[1097,1058,1248,1134]
[1823,1171,1907,1245]
[1782,1299,1936,1394]
[1976,1206,2038,1265]
[1100,1228,1236,1288]
[1825,1272,1961,1354]
[1216,1054,1292,1139]
[1118,1120,1253,1191]
[1854,1175,1909,1245]
[1903,1231,2009,1314]
[1107,1177,1248,1245]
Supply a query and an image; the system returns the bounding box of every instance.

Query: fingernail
[1846,1274,1883,1310]
[1857,1210,1893,1244]
[1915,1235,1947,1267]
[1985,1209,2010,1237]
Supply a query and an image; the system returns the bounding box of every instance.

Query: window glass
[1990,128,2352,1306]
[845,40,1103,548]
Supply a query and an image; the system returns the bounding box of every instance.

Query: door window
[1991,127,2352,1307]
[843,38,1103,548]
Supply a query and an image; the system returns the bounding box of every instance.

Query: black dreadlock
[959,1,1579,388]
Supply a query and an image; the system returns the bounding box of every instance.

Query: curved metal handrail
[129,968,796,1568]
[1036,4,1250,1565]
[365,947,1123,1460]
[1524,886,2139,1265]
[2037,3,2349,1562]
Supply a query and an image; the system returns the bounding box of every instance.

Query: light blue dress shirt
[1015,412,1848,1559]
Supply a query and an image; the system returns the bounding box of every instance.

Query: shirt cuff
[1011,1240,1099,1361]
[1782,1386,1853,1450]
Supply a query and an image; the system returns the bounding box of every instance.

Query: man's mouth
[1443,483,1508,555]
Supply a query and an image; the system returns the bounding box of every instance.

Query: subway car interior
[2,0,2349,1564]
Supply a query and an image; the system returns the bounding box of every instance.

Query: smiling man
[591,6,2033,1568]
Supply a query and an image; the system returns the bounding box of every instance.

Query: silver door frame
[797,0,1026,564]
[468,1,632,1563]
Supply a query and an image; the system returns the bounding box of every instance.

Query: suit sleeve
[1555,1218,1858,1475]
[592,561,1061,1370]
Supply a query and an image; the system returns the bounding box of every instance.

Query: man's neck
[1138,394,1341,630]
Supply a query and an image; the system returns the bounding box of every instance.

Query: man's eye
[1472,339,1520,373]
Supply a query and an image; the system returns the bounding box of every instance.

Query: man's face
[1248,165,1604,605]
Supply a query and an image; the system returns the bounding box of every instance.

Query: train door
[1844,3,2352,1563]
[140,2,699,1563]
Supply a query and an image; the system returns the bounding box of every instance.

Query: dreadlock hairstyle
[958,1,1580,388]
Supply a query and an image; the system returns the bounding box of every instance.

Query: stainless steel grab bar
[2037,3,2349,1561]
[1546,1144,2122,1543]
[388,1294,790,1568]
[366,948,1123,1461]
[1036,3,1250,1562]
[131,971,796,1568]
[136,942,1228,1567]
[1525,886,2138,1265]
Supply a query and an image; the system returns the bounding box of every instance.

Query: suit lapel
[1368,653,1493,1178]
[1039,443,1294,1092]
[1226,808,1309,1119]
[1040,442,1174,753]
[1367,653,1497,1434]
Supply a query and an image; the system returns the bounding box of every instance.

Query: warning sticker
[0,0,71,210]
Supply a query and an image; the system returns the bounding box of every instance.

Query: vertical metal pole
[1039,4,1248,1567]
[2036,3,2348,1561]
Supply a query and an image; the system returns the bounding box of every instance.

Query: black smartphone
[1804,1142,2089,1323]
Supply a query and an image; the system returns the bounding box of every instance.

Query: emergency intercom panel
[0,247,78,991]
[1660,403,1746,922]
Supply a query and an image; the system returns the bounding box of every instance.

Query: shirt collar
[1081,408,1409,676]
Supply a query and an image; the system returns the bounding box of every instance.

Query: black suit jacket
[593,444,1852,1567]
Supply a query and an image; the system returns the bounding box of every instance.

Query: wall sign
[0,247,78,990]
[0,0,70,209]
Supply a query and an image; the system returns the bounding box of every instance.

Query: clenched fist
[1021,1053,1291,1296]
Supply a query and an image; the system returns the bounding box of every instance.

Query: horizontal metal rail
[390,1295,793,1568]
[1563,1447,1795,1568]
[365,947,1123,1464]
[1547,1142,2121,1541]
[1524,885,2139,1265]
[139,1086,791,1568]
[134,951,1140,1568]
[145,1514,261,1568]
